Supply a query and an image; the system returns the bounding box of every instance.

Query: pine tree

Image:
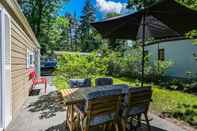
[79,0,96,52]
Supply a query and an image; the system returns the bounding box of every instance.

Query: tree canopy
[127,0,158,10]
[18,0,197,55]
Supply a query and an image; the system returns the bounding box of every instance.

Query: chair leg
[75,113,80,131]
[84,127,89,131]
[114,122,119,131]
[44,82,47,94]
[121,118,127,131]
[29,84,35,96]
[137,114,141,127]
[103,124,106,131]
[144,113,151,131]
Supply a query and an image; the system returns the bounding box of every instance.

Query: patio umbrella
[91,0,197,86]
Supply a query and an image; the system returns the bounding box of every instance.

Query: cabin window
[158,48,165,61]
[27,50,34,68]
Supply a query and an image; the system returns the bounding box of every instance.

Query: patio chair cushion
[122,87,152,118]
[113,84,129,94]
[75,102,116,126]
[69,79,91,88]
[95,77,113,86]
[76,88,123,127]
[88,113,116,126]
[85,88,123,100]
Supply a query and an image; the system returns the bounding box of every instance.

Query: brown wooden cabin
[0,0,40,130]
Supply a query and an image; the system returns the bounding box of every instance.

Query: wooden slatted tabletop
[60,85,128,131]
[60,85,126,105]
[61,87,93,105]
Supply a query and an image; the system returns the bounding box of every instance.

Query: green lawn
[53,75,197,126]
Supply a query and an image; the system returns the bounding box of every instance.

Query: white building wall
[145,40,197,78]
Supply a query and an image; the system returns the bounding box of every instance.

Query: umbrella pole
[141,12,146,87]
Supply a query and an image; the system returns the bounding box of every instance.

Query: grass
[53,75,197,126]
[151,87,197,125]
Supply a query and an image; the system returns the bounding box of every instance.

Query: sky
[58,0,129,20]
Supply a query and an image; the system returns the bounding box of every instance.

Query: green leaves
[19,0,69,54]
[55,52,108,83]
[78,0,100,52]
[127,0,158,10]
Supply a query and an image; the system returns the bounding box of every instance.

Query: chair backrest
[127,86,152,114]
[85,88,123,126]
[29,70,37,80]
[69,78,91,88]
[95,77,113,87]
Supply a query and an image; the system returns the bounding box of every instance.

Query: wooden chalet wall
[0,0,40,117]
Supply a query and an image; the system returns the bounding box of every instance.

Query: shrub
[146,60,174,82]
[96,46,173,81]
[54,47,173,86]
[54,52,108,83]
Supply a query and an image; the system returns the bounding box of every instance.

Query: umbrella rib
[147,23,179,35]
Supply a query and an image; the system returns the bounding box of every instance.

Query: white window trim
[27,49,34,68]
[0,7,12,130]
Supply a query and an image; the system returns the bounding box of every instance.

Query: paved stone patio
[6,76,188,131]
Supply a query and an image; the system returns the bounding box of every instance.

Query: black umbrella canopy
[91,0,197,40]
[91,0,197,87]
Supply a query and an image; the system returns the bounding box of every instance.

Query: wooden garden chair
[121,87,152,131]
[74,88,123,131]
[65,79,92,129]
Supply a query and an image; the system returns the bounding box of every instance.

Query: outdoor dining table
[60,85,128,131]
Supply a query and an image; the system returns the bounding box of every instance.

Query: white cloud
[96,0,127,14]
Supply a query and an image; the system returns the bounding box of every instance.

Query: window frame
[26,49,34,68]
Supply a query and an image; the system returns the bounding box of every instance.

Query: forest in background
[18,0,197,55]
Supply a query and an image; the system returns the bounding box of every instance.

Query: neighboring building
[0,0,40,130]
[145,39,197,79]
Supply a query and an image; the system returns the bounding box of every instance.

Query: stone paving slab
[6,76,188,131]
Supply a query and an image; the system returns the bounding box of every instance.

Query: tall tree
[65,13,79,51]
[19,0,68,54]
[78,0,98,52]
[41,16,70,54]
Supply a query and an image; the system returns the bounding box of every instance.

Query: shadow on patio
[27,91,66,119]
[45,121,67,131]
[45,122,168,131]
